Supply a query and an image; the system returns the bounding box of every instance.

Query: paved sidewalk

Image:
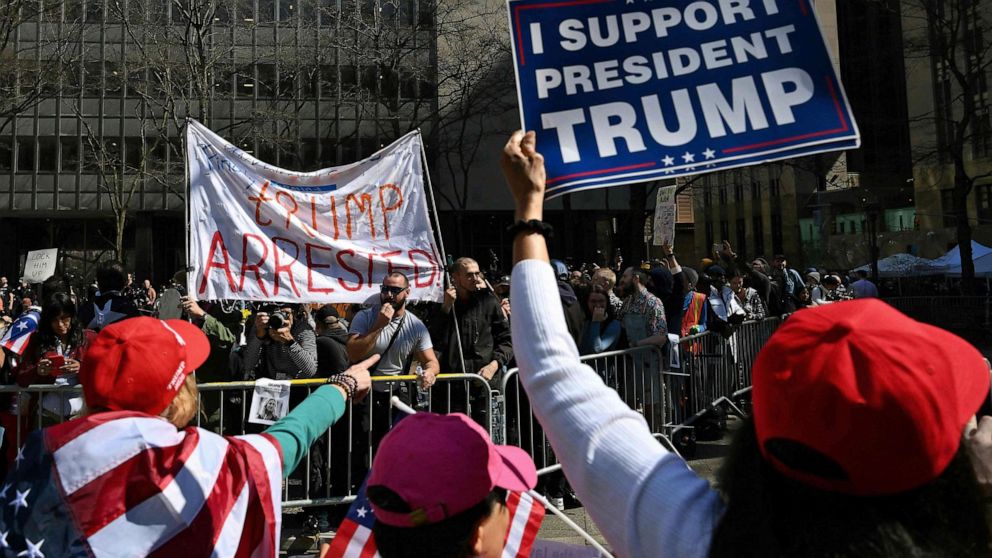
[282,417,741,555]
[533,416,740,553]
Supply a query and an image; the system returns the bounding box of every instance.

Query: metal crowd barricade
[0,374,493,510]
[497,345,671,471]
[885,296,991,330]
[195,373,494,508]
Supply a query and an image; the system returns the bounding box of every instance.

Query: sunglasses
[380,285,407,295]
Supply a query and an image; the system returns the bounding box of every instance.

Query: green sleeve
[201,313,238,345]
[263,385,347,478]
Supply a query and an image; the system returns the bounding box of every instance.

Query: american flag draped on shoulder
[0,311,39,356]
[326,481,544,558]
[0,411,283,558]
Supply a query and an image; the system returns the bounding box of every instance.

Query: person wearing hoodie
[315,304,350,375]
[551,259,586,346]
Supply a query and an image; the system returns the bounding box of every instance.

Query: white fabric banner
[187,120,444,303]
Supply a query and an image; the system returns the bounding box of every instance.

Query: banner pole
[417,132,468,378]
[183,119,192,304]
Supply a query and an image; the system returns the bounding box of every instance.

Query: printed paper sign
[653,185,677,246]
[22,249,58,284]
[508,0,860,198]
[530,540,608,557]
[249,378,292,426]
[187,120,444,304]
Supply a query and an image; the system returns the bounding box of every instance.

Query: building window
[16,137,34,173]
[38,137,58,173]
[718,186,727,205]
[0,137,11,171]
[736,218,746,256]
[941,188,957,228]
[751,181,760,199]
[974,107,992,158]
[734,182,743,202]
[720,220,729,243]
[705,221,714,252]
[771,213,783,254]
[703,187,711,207]
[977,183,992,223]
[769,177,781,198]
[752,216,764,257]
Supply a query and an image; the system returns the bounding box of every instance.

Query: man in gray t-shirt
[347,272,441,384]
[347,272,441,466]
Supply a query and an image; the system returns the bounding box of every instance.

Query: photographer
[240,303,318,381]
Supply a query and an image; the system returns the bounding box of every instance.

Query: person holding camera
[240,303,318,381]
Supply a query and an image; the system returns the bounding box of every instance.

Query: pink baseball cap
[368,413,537,527]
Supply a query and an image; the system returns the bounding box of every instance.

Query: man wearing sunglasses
[347,273,441,463]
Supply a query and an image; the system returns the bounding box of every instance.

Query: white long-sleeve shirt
[511,259,724,558]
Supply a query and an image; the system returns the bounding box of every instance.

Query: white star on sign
[662,155,674,166]
[0,530,8,549]
[682,152,695,163]
[663,169,674,174]
[14,322,27,332]
[15,448,24,468]
[703,148,716,159]
[17,537,44,558]
[0,483,11,500]
[10,489,29,514]
[356,507,368,518]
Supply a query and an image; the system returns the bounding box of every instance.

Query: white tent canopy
[853,253,943,277]
[929,241,992,271]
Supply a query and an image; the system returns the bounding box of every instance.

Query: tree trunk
[115,212,127,265]
[954,157,975,294]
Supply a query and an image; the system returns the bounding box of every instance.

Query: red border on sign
[514,0,614,66]
[547,161,657,185]
[722,76,850,155]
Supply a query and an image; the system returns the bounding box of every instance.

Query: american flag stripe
[85,430,230,557]
[146,445,251,558]
[237,434,283,556]
[53,416,187,495]
[210,482,250,558]
[502,491,544,558]
[0,311,38,355]
[40,414,283,558]
[330,519,380,558]
[66,442,192,535]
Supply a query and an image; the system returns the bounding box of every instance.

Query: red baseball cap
[80,317,211,416]
[753,299,989,495]
[368,413,537,527]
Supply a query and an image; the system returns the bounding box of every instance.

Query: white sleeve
[510,259,724,558]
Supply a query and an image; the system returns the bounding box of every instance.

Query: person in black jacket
[430,258,513,386]
[77,261,140,332]
[314,304,349,376]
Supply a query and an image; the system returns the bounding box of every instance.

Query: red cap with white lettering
[80,317,211,416]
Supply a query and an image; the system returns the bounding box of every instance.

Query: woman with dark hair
[499,131,992,558]
[578,289,622,355]
[13,292,89,419]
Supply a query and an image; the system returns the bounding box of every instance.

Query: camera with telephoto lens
[267,310,289,330]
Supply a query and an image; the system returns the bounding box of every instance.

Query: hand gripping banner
[508,0,861,198]
[187,121,444,304]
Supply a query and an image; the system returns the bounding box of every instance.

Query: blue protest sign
[508,0,860,198]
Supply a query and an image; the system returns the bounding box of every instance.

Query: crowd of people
[0,133,986,558]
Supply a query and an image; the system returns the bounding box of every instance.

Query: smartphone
[44,352,65,373]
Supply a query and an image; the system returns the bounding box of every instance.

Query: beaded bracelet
[328,374,358,400]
